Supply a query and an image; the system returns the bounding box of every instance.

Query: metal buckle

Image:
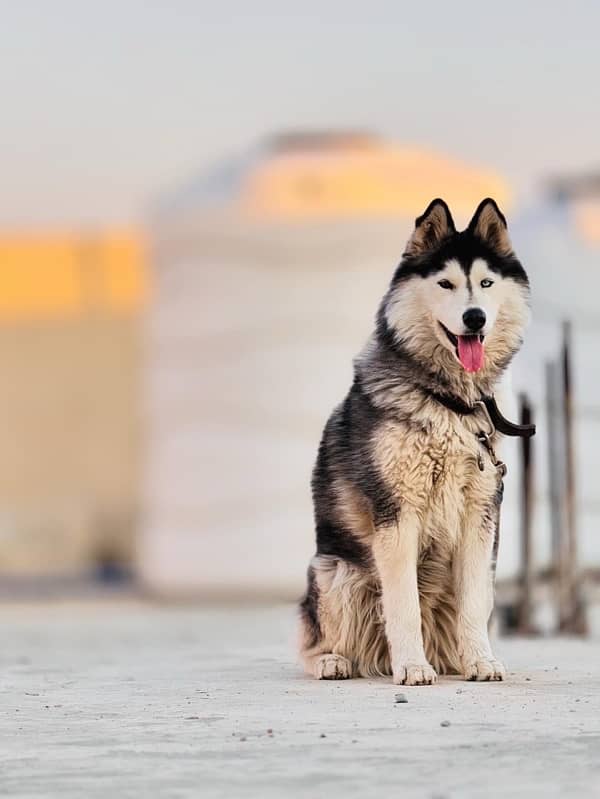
[473,400,507,476]
[473,400,495,440]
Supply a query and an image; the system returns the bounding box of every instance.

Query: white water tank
[139,133,521,596]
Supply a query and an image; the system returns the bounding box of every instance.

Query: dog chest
[373,419,500,511]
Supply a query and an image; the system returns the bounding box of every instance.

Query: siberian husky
[299,198,532,685]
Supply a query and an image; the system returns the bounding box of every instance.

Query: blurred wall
[0,233,145,578]
[512,200,600,571]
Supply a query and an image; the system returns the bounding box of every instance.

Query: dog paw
[393,662,437,686]
[314,654,353,680]
[463,658,506,681]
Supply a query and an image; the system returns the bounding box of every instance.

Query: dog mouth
[438,322,485,373]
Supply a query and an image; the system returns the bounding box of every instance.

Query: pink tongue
[457,336,485,372]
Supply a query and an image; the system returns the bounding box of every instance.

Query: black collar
[429,392,536,438]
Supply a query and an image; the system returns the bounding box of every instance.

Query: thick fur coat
[299,198,530,685]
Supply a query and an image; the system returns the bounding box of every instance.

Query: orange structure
[573,200,600,245]
[0,231,147,322]
[240,134,511,221]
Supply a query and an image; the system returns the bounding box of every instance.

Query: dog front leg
[454,513,505,681]
[372,513,436,686]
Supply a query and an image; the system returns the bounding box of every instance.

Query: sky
[1,0,600,228]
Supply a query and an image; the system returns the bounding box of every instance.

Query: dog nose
[462,307,486,332]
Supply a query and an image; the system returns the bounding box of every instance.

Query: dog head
[380,198,530,387]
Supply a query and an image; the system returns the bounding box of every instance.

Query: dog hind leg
[299,555,389,679]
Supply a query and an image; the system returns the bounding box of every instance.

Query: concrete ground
[1,602,600,798]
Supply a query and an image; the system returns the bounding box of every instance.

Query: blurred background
[2,1,600,634]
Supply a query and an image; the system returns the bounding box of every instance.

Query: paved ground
[1,602,600,798]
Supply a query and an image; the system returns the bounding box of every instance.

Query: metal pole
[561,321,587,634]
[546,360,569,632]
[517,394,535,633]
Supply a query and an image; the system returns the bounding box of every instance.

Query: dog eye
[481,278,494,288]
[437,279,454,290]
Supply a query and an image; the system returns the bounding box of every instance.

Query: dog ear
[468,198,513,256]
[403,199,456,257]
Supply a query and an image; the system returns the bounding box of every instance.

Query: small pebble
[394,693,408,704]
[440,720,451,727]
[266,728,273,734]
[525,677,531,682]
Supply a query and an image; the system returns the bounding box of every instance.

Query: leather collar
[429,392,536,438]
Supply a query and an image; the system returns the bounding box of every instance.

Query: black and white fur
[299,198,530,684]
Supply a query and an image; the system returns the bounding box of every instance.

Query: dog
[299,198,531,685]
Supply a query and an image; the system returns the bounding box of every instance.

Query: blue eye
[481,278,494,288]
[438,279,454,290]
